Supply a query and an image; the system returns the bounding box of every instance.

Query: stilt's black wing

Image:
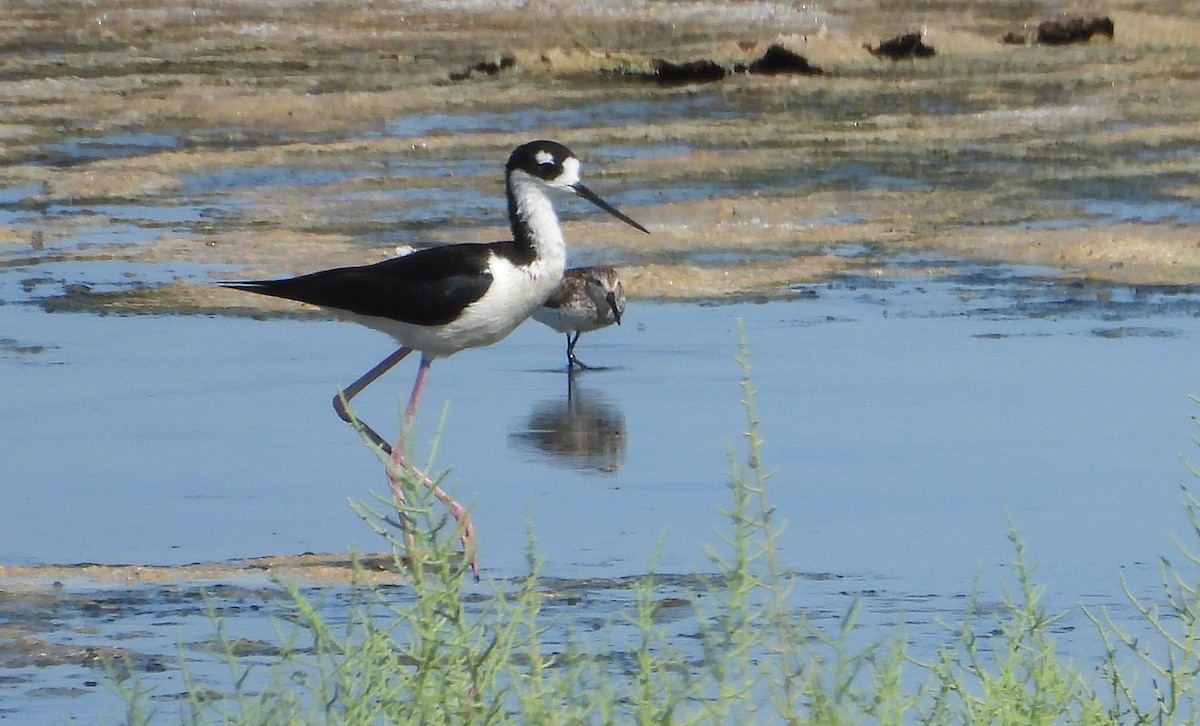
[222,243,502,326]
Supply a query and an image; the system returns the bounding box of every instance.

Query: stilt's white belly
[341,254,563,358]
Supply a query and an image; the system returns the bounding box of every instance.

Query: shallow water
[6,270,1197,576]
[4,266,1200,719]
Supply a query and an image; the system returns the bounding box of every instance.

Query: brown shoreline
[2,2,1199,305]
[0,552,409,589]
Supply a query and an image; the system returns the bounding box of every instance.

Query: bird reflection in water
[510,374,626,473]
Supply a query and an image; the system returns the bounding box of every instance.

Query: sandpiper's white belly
[532,305,611,334]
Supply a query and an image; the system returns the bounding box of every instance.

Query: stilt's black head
[507,140,578,183]
[506,140,650,234]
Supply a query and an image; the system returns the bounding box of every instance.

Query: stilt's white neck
[507,171,568,269]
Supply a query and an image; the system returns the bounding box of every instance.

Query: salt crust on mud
[1,1,1198,308]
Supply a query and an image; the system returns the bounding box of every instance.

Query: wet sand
[1,0,1199,318]
[0,552,407,589]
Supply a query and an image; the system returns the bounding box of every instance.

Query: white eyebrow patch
[558,156,581,185]
[535,149,555,166]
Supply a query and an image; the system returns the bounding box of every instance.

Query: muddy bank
[0,552,407,589]
[1,0,1199,307]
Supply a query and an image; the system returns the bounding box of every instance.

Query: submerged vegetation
[111,337,1200,723]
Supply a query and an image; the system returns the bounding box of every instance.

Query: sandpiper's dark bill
[533,266,626,370]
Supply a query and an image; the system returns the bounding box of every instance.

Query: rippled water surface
[4,266,1200,719]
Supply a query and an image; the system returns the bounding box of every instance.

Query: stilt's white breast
[343,249,564,358]
[336,154,579,358]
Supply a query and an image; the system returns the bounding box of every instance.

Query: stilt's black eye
[535,154,560,177]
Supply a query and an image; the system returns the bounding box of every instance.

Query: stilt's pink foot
[388,449,478,579]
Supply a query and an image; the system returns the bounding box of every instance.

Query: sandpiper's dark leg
[566,332,591,370]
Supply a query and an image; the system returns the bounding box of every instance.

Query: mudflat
[1,1,1197,306]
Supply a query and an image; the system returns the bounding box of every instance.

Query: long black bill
[572,183,650,234]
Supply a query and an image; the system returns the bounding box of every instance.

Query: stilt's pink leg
[332,347,414,452]
[402,355,431,430]
[335,351,477,578]
[388,356,478,578]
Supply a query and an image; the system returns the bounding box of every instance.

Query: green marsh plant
[118,334,1200,724]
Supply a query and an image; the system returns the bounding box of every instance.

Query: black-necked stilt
[222,140,648,575]
[533,265,626,370]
